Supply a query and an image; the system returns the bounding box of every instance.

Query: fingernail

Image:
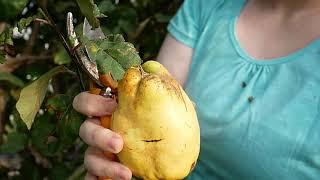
[118,168,131,180]
[109,134,122,153]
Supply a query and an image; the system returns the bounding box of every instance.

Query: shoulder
[182,0,242,27]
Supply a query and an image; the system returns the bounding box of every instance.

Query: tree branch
[0,55,52,73]
[67,164,86,180]
[28,144,52,169]
[34,18,50,25]
[23,21,40,55]
[0,89,7,145]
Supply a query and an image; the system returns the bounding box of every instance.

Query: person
[73,0,320,179]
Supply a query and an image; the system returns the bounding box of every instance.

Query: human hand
[73,92,132,180]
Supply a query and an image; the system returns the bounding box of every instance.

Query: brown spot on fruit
[142,139,163,143]
[248,96,254,103]
[190,161,196,172]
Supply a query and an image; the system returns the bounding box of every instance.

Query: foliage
[0,0,181,179]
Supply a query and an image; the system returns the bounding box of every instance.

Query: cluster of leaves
[0,0,181,179]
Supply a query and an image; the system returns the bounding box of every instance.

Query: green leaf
[49,163,72,180]
[87,41,125,80]
[0,72,25,87]
[58,107,84,148]
[84,35,141,80]
[55,1,77,13]
[54,45,71,65]
[0,26,13,45]
[98,0,116,14]
[0,0,29,20]
[106,34,125,42]
[17,11,44,32]
[16,66,69,130]
[95,40,142,70]
[154,13,171,23]
[17,11,44,34]
[0,132,28,153]
[46,94,72,112]
[0,49,6,64]
[30,114,56,156]
[76,0,105,29]
[19,157,42,180]
[17,16,35,32]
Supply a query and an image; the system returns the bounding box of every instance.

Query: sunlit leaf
[86,41,124,80]
[16,66,69,129]
[106,34,125,42]
[95,40,141,70]
[84,35,141,80]
[0,72,25,87]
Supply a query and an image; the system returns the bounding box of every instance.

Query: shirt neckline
[229,1,320,66]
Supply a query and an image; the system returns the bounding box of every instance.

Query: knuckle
[113,166,123,178]
[91,128,106,147]
[72,94,81,110]
[83,149,92,169]
[84,98,99,116]
[79,120,88,139]
[102,164,117,178]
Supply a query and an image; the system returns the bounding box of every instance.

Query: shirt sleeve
[167,0,201,48]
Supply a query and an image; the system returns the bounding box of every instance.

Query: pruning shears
[66,12,116,125]
[66,13,118,179]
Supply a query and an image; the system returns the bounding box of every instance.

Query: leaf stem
[34,18,50,25]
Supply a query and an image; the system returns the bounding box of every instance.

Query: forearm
[156,34,193,86]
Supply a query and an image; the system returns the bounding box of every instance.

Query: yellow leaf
[16,66,68,129]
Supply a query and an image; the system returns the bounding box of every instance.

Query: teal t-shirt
[167,0,320,179]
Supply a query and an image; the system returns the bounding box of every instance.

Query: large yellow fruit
[111,61,200,180]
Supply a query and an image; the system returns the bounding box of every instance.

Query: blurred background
[0,0,181,179]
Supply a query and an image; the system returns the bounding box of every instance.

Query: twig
[0,55,52,73]
[34,18,50,25]
[39,8,88,91]
[0,89,7,145]
[23,21,40,54]
[28,144,52,168]
[67,164,86,180]
[129,17,151,42]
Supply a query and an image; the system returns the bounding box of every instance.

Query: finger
[84,147,132,180]
[79,119,123,153]
[73,92,117,117]
[85,172,97,180]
